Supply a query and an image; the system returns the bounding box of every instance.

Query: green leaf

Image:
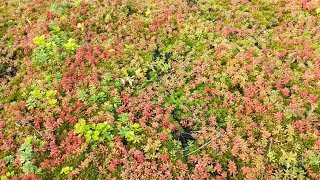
[44,75,52,82]
[45,90,57,99]
[77,90,88,101]
[5,171,14,177]
[267,150,277,163]
[72,0,82,8]
[279,149,297,168]
[48,99,58,106]
[60,166,73,175]
[19,150,33,164]
[104,133,114,141]
[64,38,79,52]
[124,44,133,49]
[125,130,135,142]
[118,113,129,124]
[35,168,42,175]
[33,35,46,46]
[39,140,46,147]
[92,130,100,141]
[163,44,172,54]
[48,22,61,32]
[22,161,36,173]
[24,136,35,144]
[122,69,129,77]
[85,132,92,142]
[4,155,13,164]
[96,123,106,131]
[31,47,51,63]
[50,4,69,14]
[74,119,88,134]
[30,87,42,98]
[106,124,113,131]
[132,123,142,132]
[118,126,129,137]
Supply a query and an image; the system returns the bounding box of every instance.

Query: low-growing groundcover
[1,0,320,179]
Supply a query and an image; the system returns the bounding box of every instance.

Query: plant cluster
[19,136,44,175]
[74,119,114,144]
[0,0,320,179]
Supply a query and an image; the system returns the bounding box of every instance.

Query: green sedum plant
[118,123,142,144]
[19,136,43,175]
[74,119,114,144]
[60,166,73,175]
[2,0,320,179]
[24,85,58,110]
[64,38,79,52]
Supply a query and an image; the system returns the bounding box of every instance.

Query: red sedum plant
[1,0,320,179]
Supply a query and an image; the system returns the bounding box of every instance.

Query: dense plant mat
[1,0,320,179]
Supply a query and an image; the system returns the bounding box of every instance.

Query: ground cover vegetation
[1,0,320,179]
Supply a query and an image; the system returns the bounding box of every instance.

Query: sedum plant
[1,0,320,179]
[74,119,114,144]
[19,136,43,175]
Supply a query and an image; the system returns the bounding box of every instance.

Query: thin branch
[186,139,212,156]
